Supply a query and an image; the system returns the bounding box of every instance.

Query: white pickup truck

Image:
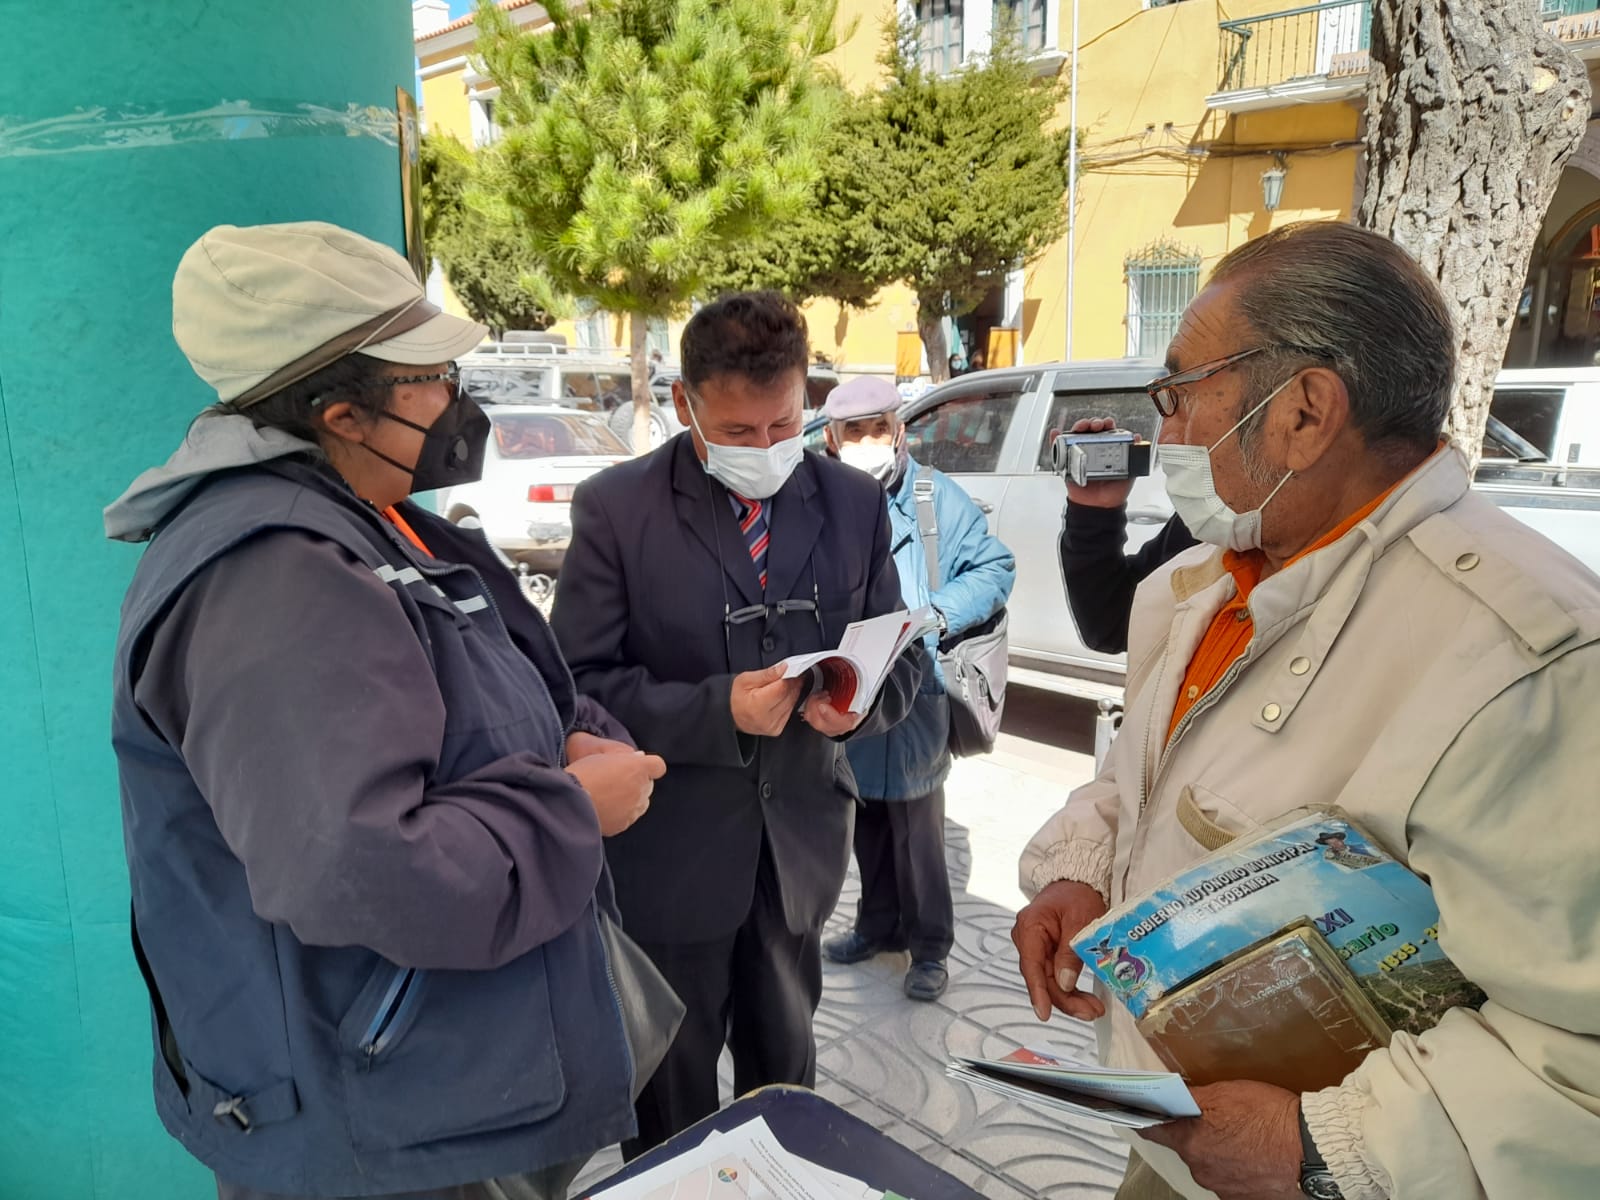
[834,360,1600,694]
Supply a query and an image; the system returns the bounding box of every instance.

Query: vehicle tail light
[528,484,577,502]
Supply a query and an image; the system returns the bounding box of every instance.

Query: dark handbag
[596,912,685,1099]
[912,477,1009,757]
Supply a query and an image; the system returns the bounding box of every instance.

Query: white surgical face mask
[1156,375,1296,552]
[685,393,804,500]
[839,440,897,482]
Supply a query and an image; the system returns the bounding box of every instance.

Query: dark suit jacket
[551,434,924,944]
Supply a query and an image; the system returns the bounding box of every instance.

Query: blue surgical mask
[684,394,804,500]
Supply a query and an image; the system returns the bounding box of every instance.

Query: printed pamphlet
[947,1043,1197,1130]
[588,1116,890,1200]
[780,607,935,714]
[1070,808,1485,1036]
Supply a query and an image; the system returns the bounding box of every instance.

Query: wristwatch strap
[1297,1104,1344,1199]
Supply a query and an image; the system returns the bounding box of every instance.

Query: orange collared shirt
[1165,482,1401,742]
[383,506,433,557]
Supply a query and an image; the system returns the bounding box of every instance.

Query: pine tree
[868,17,1074,382]
[420,132,567,338]
[475,0,841,451]
[702,15,1075,383]
[699,92,886,311]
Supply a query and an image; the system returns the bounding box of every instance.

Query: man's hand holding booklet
[779,606,936,714]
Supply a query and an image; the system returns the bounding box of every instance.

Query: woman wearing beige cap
[105,222,675,1200]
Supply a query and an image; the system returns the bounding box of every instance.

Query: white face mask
[685,394,804,500]
[839,440,897,482]
[1156,375,1296,552]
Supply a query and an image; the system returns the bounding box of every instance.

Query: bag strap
[912,476,942,591]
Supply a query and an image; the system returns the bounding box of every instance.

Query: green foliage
[419,132,566,336]
[699,91,888,309]
[704,10,1073,364]
[869,14,1073,321]
[473,0,843,318]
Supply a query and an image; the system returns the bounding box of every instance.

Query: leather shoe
[904,960,949,1001]
[823,930,902,964]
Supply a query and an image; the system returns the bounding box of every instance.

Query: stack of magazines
[1068,808,1485,1093]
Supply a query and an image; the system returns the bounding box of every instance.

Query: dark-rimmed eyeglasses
[1147,345,1324,419]
[356,363,461,393]
[723,586,826,668]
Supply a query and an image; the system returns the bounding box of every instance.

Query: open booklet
[947,1044,1198,1130]
[780,607,937,714]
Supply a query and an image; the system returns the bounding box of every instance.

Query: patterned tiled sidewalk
[577,723,1126,1199]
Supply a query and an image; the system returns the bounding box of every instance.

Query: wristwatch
[933,608,948,635]
[1298,1104,1344,1199]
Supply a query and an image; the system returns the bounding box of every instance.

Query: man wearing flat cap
[105,221,669,1199]
[818,377,1015,1002]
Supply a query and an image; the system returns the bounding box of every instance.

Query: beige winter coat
[1021,448,1600,1199]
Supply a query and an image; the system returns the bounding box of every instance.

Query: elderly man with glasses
[1012,222,1600,1200]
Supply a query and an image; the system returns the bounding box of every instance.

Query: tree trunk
[1359,1,1589,465]
[918,305,950,384]
[629,312,652,456]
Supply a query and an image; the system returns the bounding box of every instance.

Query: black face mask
[362,392,491,493]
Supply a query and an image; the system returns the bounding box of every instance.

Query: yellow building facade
[414,0,1600,376]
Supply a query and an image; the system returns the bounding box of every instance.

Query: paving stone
[569,750,1117,1199]
[818,953,913,1046]
[946,900,1024,976]
[818,1001,1008,1141]
[571,1144,625,1196]
[951,1111,1127,1198]
[915,1148,1036,1200]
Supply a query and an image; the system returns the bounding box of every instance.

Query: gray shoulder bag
[596,911,686,1099]
[913,476,1009,757]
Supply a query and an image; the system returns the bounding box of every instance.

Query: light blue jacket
[846,457,1015,800]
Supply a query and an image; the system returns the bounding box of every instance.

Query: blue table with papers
[587,1086,985,1199]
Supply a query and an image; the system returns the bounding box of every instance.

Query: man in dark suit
[551,292,923,1155]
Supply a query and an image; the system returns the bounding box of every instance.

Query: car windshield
[461,366,548,403]
[491,412,629,458]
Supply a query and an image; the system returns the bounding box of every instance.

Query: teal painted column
[0,5,415,1195]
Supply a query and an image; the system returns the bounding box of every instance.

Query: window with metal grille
[1125,243,1201,359]
[916,0,965,74]
[995,0,1047,52]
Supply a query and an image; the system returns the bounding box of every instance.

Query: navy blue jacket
[845,459,1015,800]
[110,457,635,1195]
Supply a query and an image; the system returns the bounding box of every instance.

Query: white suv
[458,336,685,448]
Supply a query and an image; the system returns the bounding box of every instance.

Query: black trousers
[851,787,955,964]
[623,839,823,1158]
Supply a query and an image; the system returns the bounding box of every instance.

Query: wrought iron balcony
[1215,0,1600,100]
[1216,1,1370,95]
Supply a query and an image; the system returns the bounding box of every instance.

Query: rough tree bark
[918,305,951,384]
[629,312,653,456]
[1359,1,1589,464]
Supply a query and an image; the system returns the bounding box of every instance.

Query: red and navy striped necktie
[729,492,769,592]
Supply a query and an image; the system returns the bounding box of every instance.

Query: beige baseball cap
[172,221,489,407]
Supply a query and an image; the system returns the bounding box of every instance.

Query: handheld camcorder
[1050,429,1154,489]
